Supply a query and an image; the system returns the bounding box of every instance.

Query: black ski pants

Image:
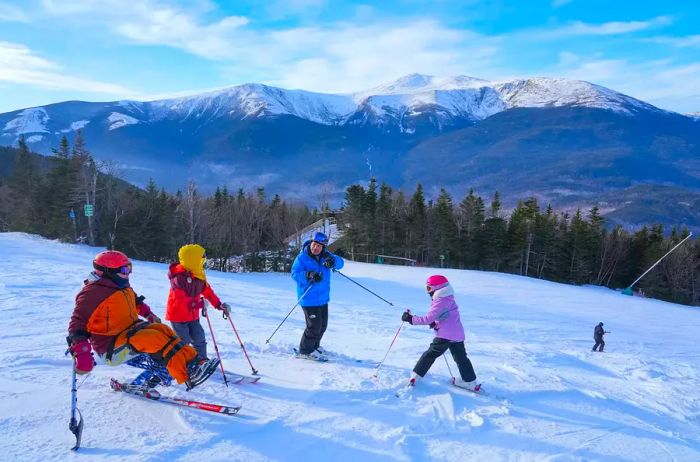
[299,305,329,354]
[414,338,476,382]
[592,337,605,352]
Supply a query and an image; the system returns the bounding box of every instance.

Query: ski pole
[65,347,84,451]
[442,355,455,380]
[202,304,229,387]
[334,270,394,307]
[372,312,407,377]
[222,310,259,375]
[265,283,314,344]
[69,362,84,450]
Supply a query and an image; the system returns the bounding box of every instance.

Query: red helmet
[93,250,131,275]
[426,274,449,292]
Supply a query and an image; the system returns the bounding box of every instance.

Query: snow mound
[2,107,50,134]
[107,112,140,130]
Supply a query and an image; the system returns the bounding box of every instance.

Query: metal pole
[624,232,693,294]
[372,316,406,377]
[334,270,395,307]
[265,284,315,344]
[442,355,455,380]
[224,313,258,375]
[68,359,84,451]
[202,305,229,387]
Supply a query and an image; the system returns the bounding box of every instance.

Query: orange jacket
[68,276,150,355]
[165,263,221,322]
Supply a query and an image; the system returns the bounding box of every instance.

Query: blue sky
[1,0,699,113]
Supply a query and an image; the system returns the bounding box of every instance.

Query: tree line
[339,179,700,306]
[1,135,698,306]
[0,133,317,271]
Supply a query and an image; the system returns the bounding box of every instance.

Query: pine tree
[41,136,76,240]
[407,184,427,262]
[456,189,485,268]
[479,191,507,271]
[376,183,393,256]
[8,136,39,232]
[434,188,457,267]
[342,184,366,258]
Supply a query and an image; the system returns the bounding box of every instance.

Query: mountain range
[1,74,699,230]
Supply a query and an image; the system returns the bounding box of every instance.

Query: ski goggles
[118,263,133,275]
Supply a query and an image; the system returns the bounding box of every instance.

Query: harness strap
[105,320,149,361]
[149,335,185,366]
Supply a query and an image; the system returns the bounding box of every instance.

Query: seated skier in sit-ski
[66,250,220,390]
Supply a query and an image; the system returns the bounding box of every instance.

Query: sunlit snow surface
[0,232,698,461]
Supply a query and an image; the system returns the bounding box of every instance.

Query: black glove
[323,255,335,269]
[307,271,323,283]
[401,311,413,324]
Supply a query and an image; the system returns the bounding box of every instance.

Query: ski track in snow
[0,232,699,461]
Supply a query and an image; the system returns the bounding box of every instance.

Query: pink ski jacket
[410,285,465,342]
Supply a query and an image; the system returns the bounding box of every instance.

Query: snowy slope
[1,232,699,461]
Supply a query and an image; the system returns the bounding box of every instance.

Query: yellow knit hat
[178,244,207,280]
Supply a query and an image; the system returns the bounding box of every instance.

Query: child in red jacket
[165,244,230,362]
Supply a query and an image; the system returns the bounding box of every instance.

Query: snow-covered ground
[1,232,699,461]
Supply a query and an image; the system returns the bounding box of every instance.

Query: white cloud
[551,51,700,112]
[241,20,499,93]
[522,16,673,40]
[645,35,700,48]
[0,41,133,95]
[0,2,29,22]
[37,1,503,93]
[41,0,249,59]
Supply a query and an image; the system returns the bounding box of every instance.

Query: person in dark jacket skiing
[592,322,607,352]
[67,250,220,390]
[291,231,344,361]
[402,275,480,391]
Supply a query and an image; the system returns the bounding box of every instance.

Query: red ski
[110,379,241,416]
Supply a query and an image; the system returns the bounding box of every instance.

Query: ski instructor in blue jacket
[291,231,344,360]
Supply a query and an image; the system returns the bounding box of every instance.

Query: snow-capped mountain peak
[356,73,489,97]
[0,74,669,141]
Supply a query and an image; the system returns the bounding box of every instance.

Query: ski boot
[185,357,220,390]
[453,378,482,392]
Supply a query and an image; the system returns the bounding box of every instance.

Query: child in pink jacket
[402,275,480,391]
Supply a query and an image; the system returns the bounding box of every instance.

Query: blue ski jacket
[291,242,344,307]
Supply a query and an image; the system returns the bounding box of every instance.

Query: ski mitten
[70,340,95,375]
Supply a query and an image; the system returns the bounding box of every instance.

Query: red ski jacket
[165,263,221,322]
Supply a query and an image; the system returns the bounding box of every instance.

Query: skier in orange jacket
[67,250,219,389]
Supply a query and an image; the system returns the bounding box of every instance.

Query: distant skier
[592,322,608,352]
[291,231,344,361]
[165,244,231,363]
[67,250,219,389]
[401,275,480,391]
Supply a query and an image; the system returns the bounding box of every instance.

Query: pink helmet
[426,274,449,292]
